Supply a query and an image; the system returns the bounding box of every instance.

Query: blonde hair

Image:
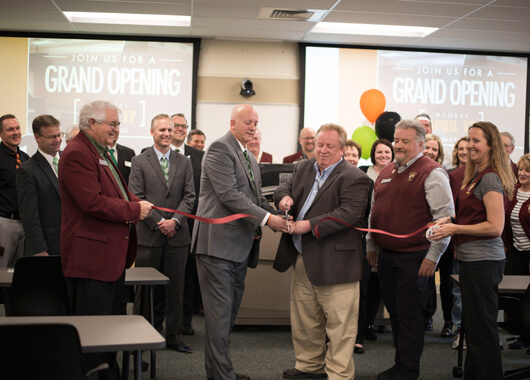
[316,123,347,148]
[452,137,468,167]
[517,154,530,172]
[425,133,444,165]
[463,122,515,200]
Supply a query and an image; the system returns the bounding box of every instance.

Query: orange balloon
[360,89,386,123]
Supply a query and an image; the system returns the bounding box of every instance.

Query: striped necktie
[243,150,262,239]
[160,156,169,183]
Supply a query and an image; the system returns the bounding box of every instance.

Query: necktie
[108,148,118,166]
[243,150,262,239]
[160,156,169,184]
[11,152,21,169]
[53,156,59,174]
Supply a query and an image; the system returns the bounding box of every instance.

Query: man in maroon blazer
[282,127,316,164]
[247,128,277,163]
[59,100,152,379]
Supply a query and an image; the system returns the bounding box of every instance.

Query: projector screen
[15,36,199,155]
[301,44,529,166]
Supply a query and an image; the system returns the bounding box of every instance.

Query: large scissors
[284,209,290,233]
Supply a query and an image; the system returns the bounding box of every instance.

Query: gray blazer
[273,158,371,286]
[128,147,195,248]
[191,131,276,267]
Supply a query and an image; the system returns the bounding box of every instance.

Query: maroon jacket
[503,184,530,252]
[282,150,305,164]
[59,131,141,282]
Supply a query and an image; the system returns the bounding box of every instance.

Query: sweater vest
[455,166,505,246]
[371,156,439,252]
[260,152,273,163]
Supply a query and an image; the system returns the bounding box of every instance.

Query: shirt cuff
[260,212,271,227]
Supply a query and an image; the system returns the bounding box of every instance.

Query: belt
[0,211,20,220]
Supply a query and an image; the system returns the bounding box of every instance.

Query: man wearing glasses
[283,127,316,164]
[0,114,29,268]
[16,115,63,257]
[59,100,153,378]
[170,112,205,336]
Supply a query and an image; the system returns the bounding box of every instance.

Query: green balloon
[352,126,377,160]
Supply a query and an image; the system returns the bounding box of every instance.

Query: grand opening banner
[303,46,528,165]
[26,37,196,153]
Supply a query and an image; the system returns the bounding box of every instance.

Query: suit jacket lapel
[147,148,169,189]
[227,132,258,197]
[34,151,60,196]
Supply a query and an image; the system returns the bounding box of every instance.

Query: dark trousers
[378,249,429,380]
[134,243,188,345]
[438,245,454,322]
[366,271,382,326]
[512,249,530,276]
[182,249,201,327]
[196,254,248,380]
[460,259,504,380]
[66,271,126,380]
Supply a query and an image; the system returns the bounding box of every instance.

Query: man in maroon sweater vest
[283,127,315,164]
[367,119,454,380]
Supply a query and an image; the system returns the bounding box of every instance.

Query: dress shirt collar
[394,152,424,173]
[314,157,342,179]
[83,130,106,156]
[38,148,59,173]
[154,146,171,163]
[170,142,185,154]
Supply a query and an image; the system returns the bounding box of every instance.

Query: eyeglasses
[37,132,65,140]
[174,123,188,130]
[99,120,121,129]
[301,137,315,140]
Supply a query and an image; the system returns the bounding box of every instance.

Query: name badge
[124,161,132,167]
[381,178,392,184]
[99,159,108,166]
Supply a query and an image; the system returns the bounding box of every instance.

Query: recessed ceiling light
[312,22,437,38]
[63,11,190,27]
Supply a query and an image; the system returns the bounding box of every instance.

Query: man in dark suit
[59,100,153,379]
[274,123,370,380]
[108,128,136,185]
[192,104,290,380]
[171,112,205,335]
[129,113,195,353]
[282,127,316,164]
[16,115,62,256]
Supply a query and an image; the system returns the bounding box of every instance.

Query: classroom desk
[451,274,530,293]
[0,315,165,380]
[0,266,169,288]
[0,266,169,380]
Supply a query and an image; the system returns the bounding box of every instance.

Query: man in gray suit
[17,115,62,256]
[274,123,371,380]
[129,113,196,353]
[192,104,290,380]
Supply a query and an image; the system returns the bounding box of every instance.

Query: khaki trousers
[291,254,359,380]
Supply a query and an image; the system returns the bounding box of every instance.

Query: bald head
[230,104,259,146]
[299,127,316,155]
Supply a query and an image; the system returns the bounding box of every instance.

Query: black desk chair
[6,255,70,316]
[0,323,107,380]
[504,283,530,380]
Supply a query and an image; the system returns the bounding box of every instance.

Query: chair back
[0,323,87,380]
[8,256,70,316]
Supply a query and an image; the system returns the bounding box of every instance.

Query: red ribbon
[152,206,257,224]
[314,216,431,240]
